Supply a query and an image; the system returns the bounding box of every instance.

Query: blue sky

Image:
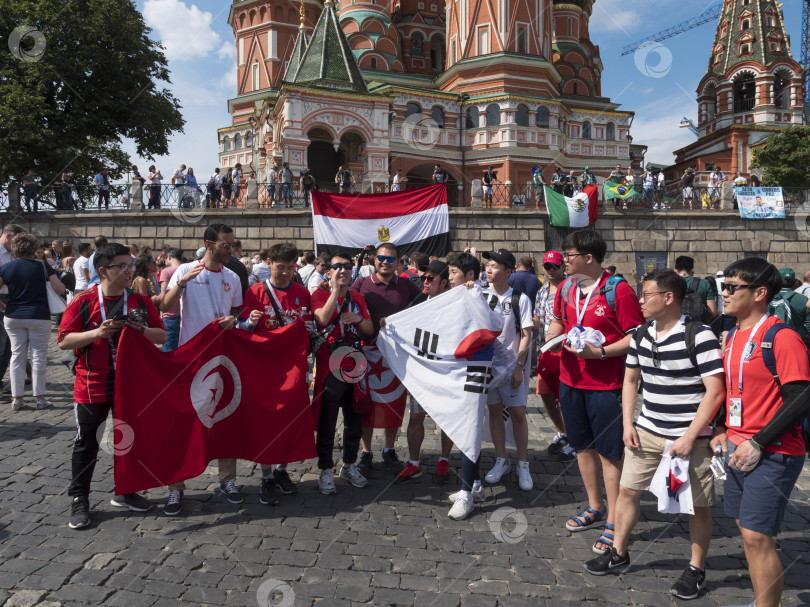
[122,0,805,176]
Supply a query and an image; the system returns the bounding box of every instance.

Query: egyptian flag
[311,184,450,257]
[111,322,316,494]
[376,286,503,462]
[544,184,599,227]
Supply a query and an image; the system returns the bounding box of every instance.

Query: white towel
[650,440,694,515]
[565,326,605,352]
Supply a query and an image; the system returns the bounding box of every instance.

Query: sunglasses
[331,262,352,271]
[376,255,396,264]
[721,282,755,295]
[651,341,661,368]
[543,263,561,271]
[422,274,439,282]
[105,262,136,271]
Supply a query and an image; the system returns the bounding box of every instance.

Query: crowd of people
[0,217,806,605]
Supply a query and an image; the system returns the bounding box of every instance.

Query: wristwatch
[600,347,607,360]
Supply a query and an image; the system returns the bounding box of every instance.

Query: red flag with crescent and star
[112,322,315,494]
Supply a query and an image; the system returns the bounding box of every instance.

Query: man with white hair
[795,270,810,297]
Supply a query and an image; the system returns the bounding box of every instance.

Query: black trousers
[97,189,110,209]
[316,373,364,470]
[68,401,113,498]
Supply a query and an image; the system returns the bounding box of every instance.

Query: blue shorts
[282,184,293,197]
[558,383,623,461]
[267,184,276,196]
[723,441,805,536]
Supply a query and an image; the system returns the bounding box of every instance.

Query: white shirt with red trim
[168,261,243,346]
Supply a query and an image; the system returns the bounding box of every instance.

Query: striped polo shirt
[626,315,724,438]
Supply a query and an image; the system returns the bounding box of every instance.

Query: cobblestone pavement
[0,331,808,607]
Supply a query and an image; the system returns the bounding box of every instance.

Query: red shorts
[536,349,561,396]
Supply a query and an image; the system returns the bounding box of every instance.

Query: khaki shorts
[620,426,716,507]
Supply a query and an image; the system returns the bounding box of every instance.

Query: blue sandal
[565,505,607,532]
[592,523,615,555]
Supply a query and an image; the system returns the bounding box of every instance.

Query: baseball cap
[584,166,589,170]
[543,251,563,266]
[419,259,449,279]
[196,247,206,260]
[716,270,724,277]
[482,249,516,270]
[779,267,795,284]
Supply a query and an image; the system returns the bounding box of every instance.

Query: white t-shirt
[232,169,241,186]
[73,256,91,292]
[307,271,326,294]
[298,264,316,284]
[173,169,185,185]
[657,172,665,187]
[796,283,810,298]
[210,173,221,188]
[482,286,533,356]
[643,173,653,188]
[267,168,278,184]
[148,171,162,185]
[168,261,244,346]
[709,171,718,187]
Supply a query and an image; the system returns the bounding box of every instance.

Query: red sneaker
[436,459,449,483]
[395,462,423,484]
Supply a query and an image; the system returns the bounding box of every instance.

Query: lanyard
[97,285,127,322]
[726,313,769,395]
[201,263,225,318]
[574,271,604,326]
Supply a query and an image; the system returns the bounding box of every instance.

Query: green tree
[750,126,810,188]
[0,0,184,193]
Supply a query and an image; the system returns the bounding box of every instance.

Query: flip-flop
[592,523,615,555]
[565,505,607,532]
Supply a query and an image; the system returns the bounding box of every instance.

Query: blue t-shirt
[0,259,56,320]
[508,270,543,306]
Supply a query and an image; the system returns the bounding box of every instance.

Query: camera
[128,309,147,324]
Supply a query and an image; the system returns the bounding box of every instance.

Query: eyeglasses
[543,263,561,271]
[105,262,136,272]
[563,253,586,261]
[721,282,755,295]
[376,255,396,264]
[330,262,352,271]
[640,290,668,300]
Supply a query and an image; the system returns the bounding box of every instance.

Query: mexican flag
[603,182,637,200]
[544,184,598,227]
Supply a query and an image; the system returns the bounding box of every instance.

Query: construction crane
[620,2,723,57]
[803,0,810,104]
[679,117,698,136]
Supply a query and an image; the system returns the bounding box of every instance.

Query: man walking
[585,269,724,601]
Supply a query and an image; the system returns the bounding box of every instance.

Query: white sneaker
[339,464,368,488]
[319,469,336,495]
[448,495,474,520]
[449,486,485,503]
[484,458,511,484]
[517,462,533,491]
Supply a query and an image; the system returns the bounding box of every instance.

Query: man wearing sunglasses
[713,258,810,607]
[161,223,245,514]
[351,243,421,474]
[585,269,724,601]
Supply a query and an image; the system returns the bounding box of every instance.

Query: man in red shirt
[312,252,373,494]
[546,230,644,555]
[58,243,166,529]
[714,257,810,607]
[239,242,312,501]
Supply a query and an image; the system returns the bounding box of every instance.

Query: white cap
[716,271,724,276]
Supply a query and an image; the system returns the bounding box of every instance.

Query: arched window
[486,104,500,127]
[740,43,750,55]
[582,120,592,139]
[535,106,549,128]
[741,19,750,30]
[704,83,718,120]
[223,136,231,151]
[466,107,478,129]
[405,102,421,119]
[606,122,616,141]
[734,72,756,112]
[573,82,579,95]
[370,57,378,69]
[774,73,789,108]
[246,132,253,148]
[431,105,444,128]
[235,134,243,148]
[410,32,424,56]
[430,35,444,71]
[515,104,529,126]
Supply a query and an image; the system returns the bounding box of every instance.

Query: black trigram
[414,328,441,360]
[464,365,494,394]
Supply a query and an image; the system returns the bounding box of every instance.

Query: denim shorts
[282,184,293,197]
[558,383,623,461]
[723,441,805,536]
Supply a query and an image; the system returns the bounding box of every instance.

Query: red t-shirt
[724,316,810,455]
[552,273,644,390]
[240,280,311,333]
[311,288,370,365]
[57,285,164,405]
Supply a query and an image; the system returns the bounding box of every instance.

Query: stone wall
[15,207,808,277]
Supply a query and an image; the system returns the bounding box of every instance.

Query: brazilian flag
[603,182,637,200]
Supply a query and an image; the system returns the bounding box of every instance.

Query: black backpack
[681,277,714,324]
[221,172,232,188]
[485,290,525,333]
[634,318,703,369]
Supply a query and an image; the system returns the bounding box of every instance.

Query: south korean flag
[376,285,503,463]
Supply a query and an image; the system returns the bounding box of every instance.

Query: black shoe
[382,449,404,473]
[547,432,568,456]
[219,480,245,504]
[584,548,630,576]
[259,479,279,505]
[110,493,153,512]
[68,496,90,529]
[272,469,297,495]
[164,490,183,516]
[671,565,706,600]
[358,451,373,475]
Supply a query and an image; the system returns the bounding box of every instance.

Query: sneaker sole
[319,487,337,495]
[340,475,367,488]
[163,507,182,517]
[68,520,90,529]
[259,495,279,505]
[395,471,423,484]
[584,563,630,576]
[109,499,152,512]
[448,507,474,521]
[671,581,705,600]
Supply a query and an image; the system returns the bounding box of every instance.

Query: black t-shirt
[0,259,56,320]
[683,174,695,188]
[483,171,495,185]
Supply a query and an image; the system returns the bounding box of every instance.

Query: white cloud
[631,97,698,165]
[143,0,221,62]
[217,42,236,61]
[592,0,642,34]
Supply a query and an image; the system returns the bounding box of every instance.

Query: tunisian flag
[112,323,316,495]
[311,184,450,257]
